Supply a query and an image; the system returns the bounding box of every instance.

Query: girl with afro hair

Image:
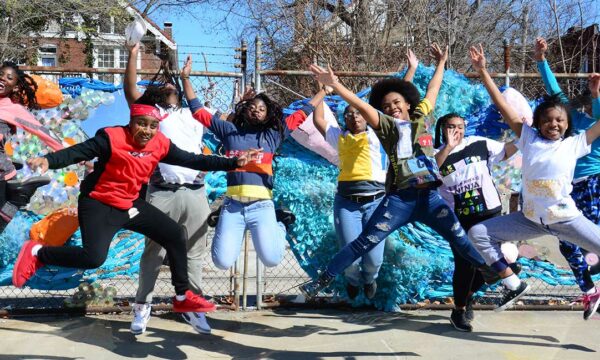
[180,54,328,271]
[301,44,497,312]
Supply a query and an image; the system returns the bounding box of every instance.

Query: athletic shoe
[299,272,334,299]
[479,262,522,285]
[6,176,51,208]
[465,297,475,322]
[206,207,222,228]
[12,240,44,288]
[364,281,377,299]
[582,288,600,321]
[346,283,359,300]
[275,208,296,230]
[130,303,151,335]
[173,290,217,313]
[450,309,473,332]
[182,312,212,334]
[495,281,529,312]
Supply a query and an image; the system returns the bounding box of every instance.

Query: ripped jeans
[326,188,486,277]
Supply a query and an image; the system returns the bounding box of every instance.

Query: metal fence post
[255,36,262,92]
[257,254,263,310]
[242,231,249,310]
[503,39,511,87]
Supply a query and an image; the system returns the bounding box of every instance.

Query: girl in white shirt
[467,44,600,316]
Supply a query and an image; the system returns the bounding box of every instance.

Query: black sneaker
[495,281,529,312]
[275,208,296,230]
[364,281,377,299]
[299,272,334,299]
[465,297,475,322]
[6,176,51,208]
[346,283,359,300]
[450,309,473,332]
[479,263,522,285]
[206,207,221,228]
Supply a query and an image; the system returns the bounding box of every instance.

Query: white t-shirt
[435,136,506,217]
[155,106,205,184]
[517,124,591,224]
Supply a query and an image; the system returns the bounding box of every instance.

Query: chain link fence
[1,66,598,313]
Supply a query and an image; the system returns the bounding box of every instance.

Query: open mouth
[391,111,401,119]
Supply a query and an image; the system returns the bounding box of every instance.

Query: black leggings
[452,212,500,308]
[37,196,190,295]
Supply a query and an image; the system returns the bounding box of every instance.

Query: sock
[31,244,42,256]
[586,287,597,295]
[501,274,521,290]
[175,294,186,301]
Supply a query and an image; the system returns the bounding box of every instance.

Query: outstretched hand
[241,86,257,102]
[469,44,487,72]
[236,148,263,167]
[534,37,548,61]
[310,64,339,87]
[126,42,140,53]
[406,49,419,69]
[181,55,192,78]
[430,43,448,64]
[27,157,49,174]
[444,128,461,149]
[589,73,600,99]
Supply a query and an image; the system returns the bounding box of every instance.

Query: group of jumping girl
[2,36,600,335]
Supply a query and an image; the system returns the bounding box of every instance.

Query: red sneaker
[172,290,216,313]
[12,240,44,288]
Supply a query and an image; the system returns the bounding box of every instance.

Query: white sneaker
[182,312,212,334]
[130,303,151,335]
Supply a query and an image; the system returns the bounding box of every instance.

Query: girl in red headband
[12,92,261,314]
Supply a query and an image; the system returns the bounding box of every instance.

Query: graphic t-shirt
[436,136,506,218]
[374,99,442,191]
[325,126,387,196]
[517,123,591,224]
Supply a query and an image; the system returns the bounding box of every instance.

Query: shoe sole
[583,297,600,321]
[449,318,473,332]
[12,241,33,288]
[181,313,212,334]
[494,284,530,312]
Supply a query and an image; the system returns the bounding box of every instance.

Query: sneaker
[299,272,334,299]
[582,288,600,321]
[346,283,359,300]
[182,312,212,334]
[364,281,377,299]
[275,208,296,230]
[12,240,44,288]
[6,176,51,208]
[130,303,151,335]
[495,281,529,312]
[479,262,522,285]
[450,309,473,332]
[465,297,475,322]
[172,290,217,313]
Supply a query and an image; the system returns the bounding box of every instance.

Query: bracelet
[180,75,190,80]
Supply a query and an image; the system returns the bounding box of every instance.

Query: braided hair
[1,62,39,110]
[434,113,462,148]
[147,55,183,108]
[232,93,285,143]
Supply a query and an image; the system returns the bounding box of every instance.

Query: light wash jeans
[211,198,286,269]
[334,194,385,286]
[326,188,486,276]
[468,211,600,273]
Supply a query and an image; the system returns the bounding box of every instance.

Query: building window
[119,50,128,69]
[99,17,114,34]
[97,47,115,68]
[38,45,57,67]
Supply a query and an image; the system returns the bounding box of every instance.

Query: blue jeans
[211,198,286,269]
[334,194,385,286]
[326,188,486,276]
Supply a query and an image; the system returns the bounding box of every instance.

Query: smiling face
[343,106,367,134]
[0,66,19,99]
[538,106,568,141]
[245,98,268,125]
[380,92,411,120]
[129,115,160,147]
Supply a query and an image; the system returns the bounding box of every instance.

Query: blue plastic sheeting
[59,78,123,97]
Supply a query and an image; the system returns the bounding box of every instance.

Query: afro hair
[368,78,421,115]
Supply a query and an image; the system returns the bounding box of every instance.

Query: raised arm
[434,127,460,167]
[310,64,381,129]
[312,87,328,138]
[124,43,143,106]
[586,74,600,145]
[424,43,449,108]
[402,49,418,83]
[534,37,570,105]
[470,44,523,137]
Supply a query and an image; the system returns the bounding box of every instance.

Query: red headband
[130,104,168,121]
